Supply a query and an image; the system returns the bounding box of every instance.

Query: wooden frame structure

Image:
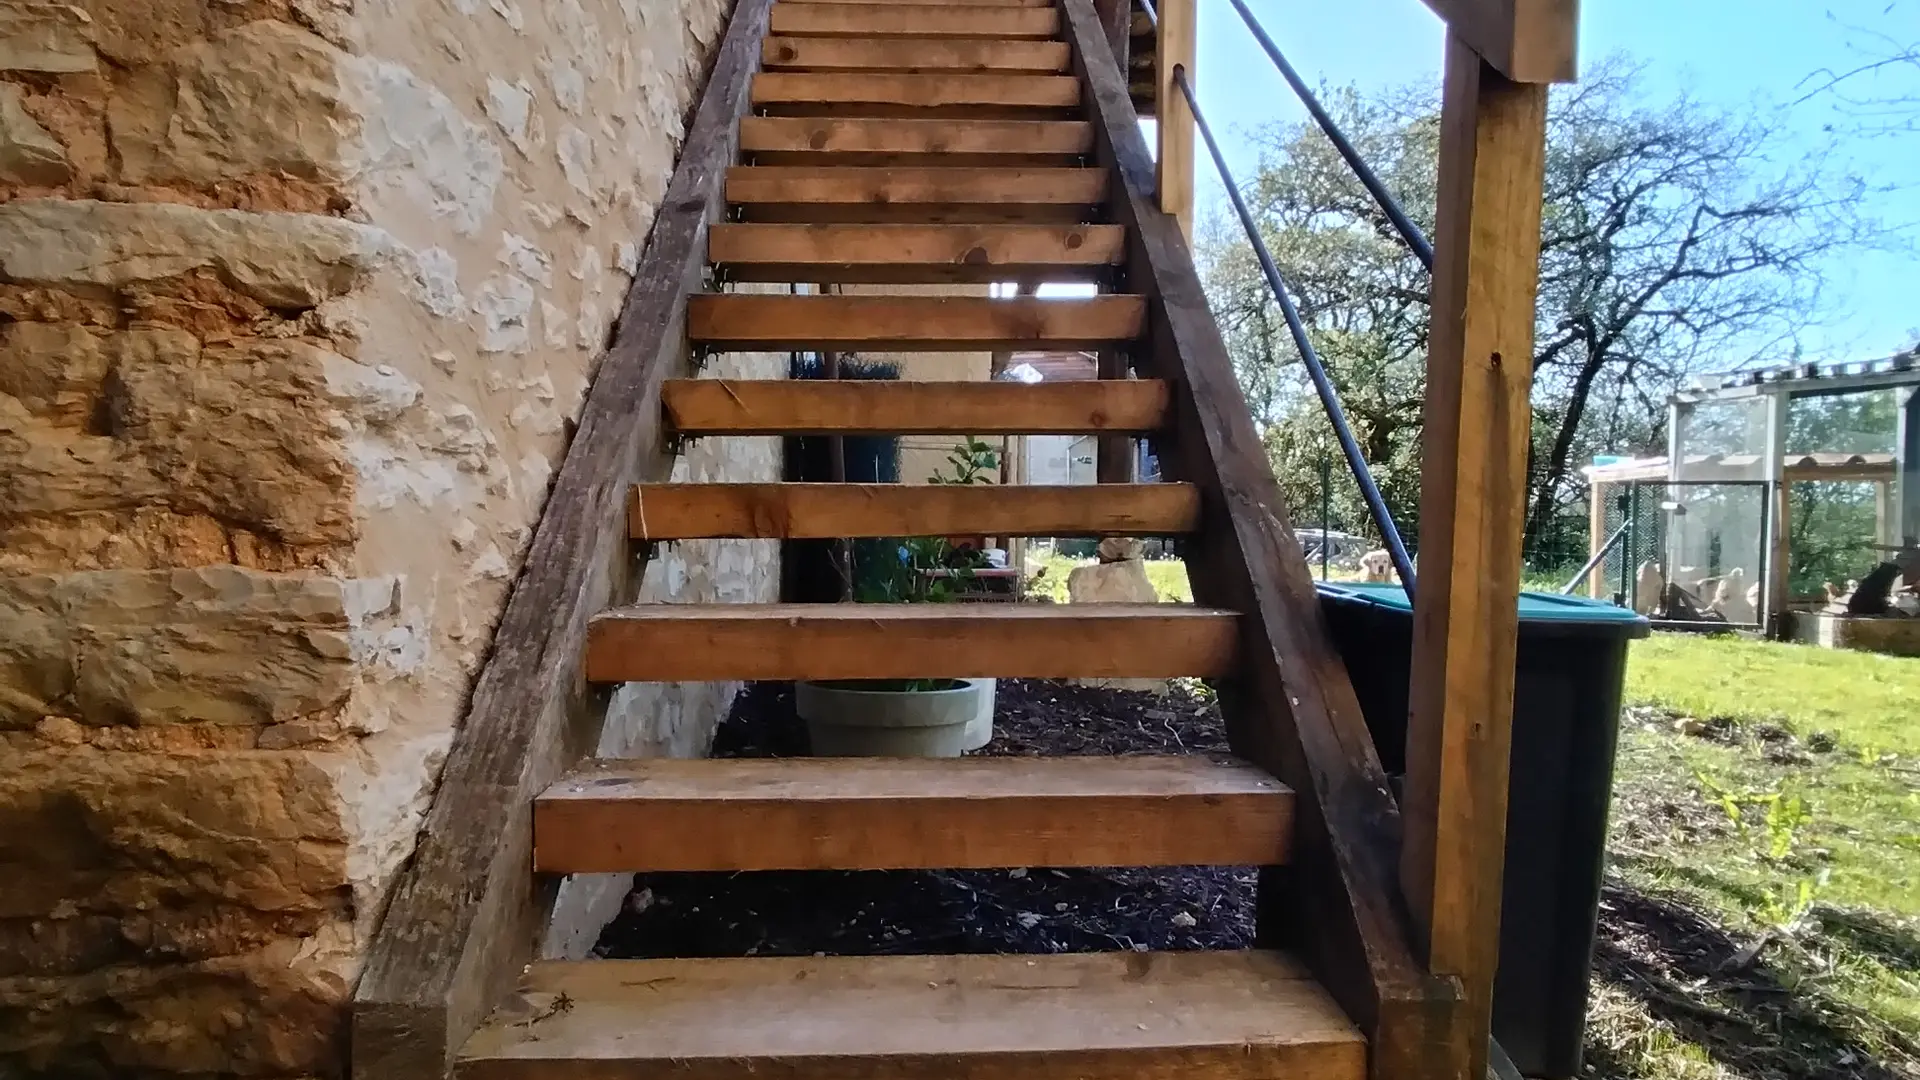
[350,1,1578,1078]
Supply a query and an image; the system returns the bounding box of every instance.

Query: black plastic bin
[1314,582,1649,1080]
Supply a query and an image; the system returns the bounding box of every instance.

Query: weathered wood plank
[455,952,1366,1080]
[686,294,1145,351]
[628,481,1199,539]
[751,72,1081,111]
[347,1,777,1077]
[769,3,1059,38]
[534,755,1292,873]
[1056,5,1461,1080]
[1414,0,1578,83]
[584,603,1239,682]
[761,35,1071,73]
[709,222,1125,282]
[1153,0,1194,237]
[726,165,1106,224]
[740,116,1093,166]
[662,378,1171,434]
[1401,34,1550,1080]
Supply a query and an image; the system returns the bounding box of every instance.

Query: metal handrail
[1222,0,1435,269]
[1560,521,1630,596]
[1176,65,1418,596]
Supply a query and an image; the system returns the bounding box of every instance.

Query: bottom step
[458,951,1365,1080]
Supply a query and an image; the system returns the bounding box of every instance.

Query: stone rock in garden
[1067,554,1165,692]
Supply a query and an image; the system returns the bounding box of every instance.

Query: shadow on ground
[1587,880,1920,1080]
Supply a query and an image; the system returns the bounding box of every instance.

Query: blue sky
[1184,0,1920,360]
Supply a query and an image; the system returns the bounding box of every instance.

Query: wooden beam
[769,3,1059,38]
[1154,0,1194,238]
[739,116,1093,166]
[629,482,1199,539]
[584,603,1239,682]
[662,378,1171,435]
[534,755,1292,873]
[1415,0,1578,83]
[1055,5,1460,1080]
[1092,0,1131,76]
[1095,351,1137,482]
[751,72,1081,114]
[709,222,1125,282]
[801,0,1054,5]
[1401,33,1550,1080]
[686,294,1145,351]
[455,952,1366,1080]
[761,36,1071,73]
[1899,387,1920,546]
[346,0,776,1076]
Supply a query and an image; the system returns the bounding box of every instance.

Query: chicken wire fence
[1588,480,1773,627]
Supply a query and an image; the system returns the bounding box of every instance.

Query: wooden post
[1154,0,1194,238]
[1899,387,1920,547]
[1092,0,1131,74]
[1401,32,1549,1080]
[1096,351,1137,483]
[1586,479,1605,599]
[1762,392,1791,637]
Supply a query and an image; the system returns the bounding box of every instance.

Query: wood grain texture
[807,0,1054,5]
[752,72,1081,109]
[740,116,1093,166]
[1414,0,1578,83]
[770,3,1059,38]
[628,482,1200,539]
[534,754,1292,872]
[726,166,1106,224]
[584,603,1240,682]
[709,222,1124,282]
[662,378,1171,434]
[761,36,1072,73]
[1153,0,1193,237]
[456,951,1366,1080]
[1402,36,1550,1080]
[686,294,1145,351]
[347,1,777,1077]
[1056,4,1461,1080]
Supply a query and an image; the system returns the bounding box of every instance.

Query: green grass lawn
[1602,632,1920,1075]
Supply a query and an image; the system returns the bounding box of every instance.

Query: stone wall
[0,0,777,1075]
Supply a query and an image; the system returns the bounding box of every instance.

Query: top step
[769,4,1061,38]
[457,951,1367,1080]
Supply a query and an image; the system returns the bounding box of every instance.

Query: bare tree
[1797,4,1920,134]
[1196,58,1868,559]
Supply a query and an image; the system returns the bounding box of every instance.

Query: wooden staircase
[354,1,1458,1078]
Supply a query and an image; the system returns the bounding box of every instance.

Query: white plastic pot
[797,679,988,758]
[961,677,996,751]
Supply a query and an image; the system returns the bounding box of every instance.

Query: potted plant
[796,440,1002,757]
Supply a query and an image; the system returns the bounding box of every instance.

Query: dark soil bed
[595,679,1257,960]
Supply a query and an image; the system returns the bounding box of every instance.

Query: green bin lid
[1315,581,1650,637]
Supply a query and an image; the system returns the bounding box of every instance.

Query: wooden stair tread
[585,603,1239,682]
[740,116,1093,166]
[687,294,1144,350]
[761,36,1071,73]
[709,222,1123,282]
[456,951,1367,1080]
[535,754,1293,872]
[769,4,1060,38]
[662,379,1171,434]
[726,165,1107,224]
[630,482,1199,539]
[752,72,1081,109]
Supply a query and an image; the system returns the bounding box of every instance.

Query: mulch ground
[595,679,1257,960]
[594,679,1915,1080]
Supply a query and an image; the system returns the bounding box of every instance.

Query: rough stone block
[0,566,357,727]
[112,20,350,186]
[0,0,96,73]
[0,199,384,308]
[0,83,71,185]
